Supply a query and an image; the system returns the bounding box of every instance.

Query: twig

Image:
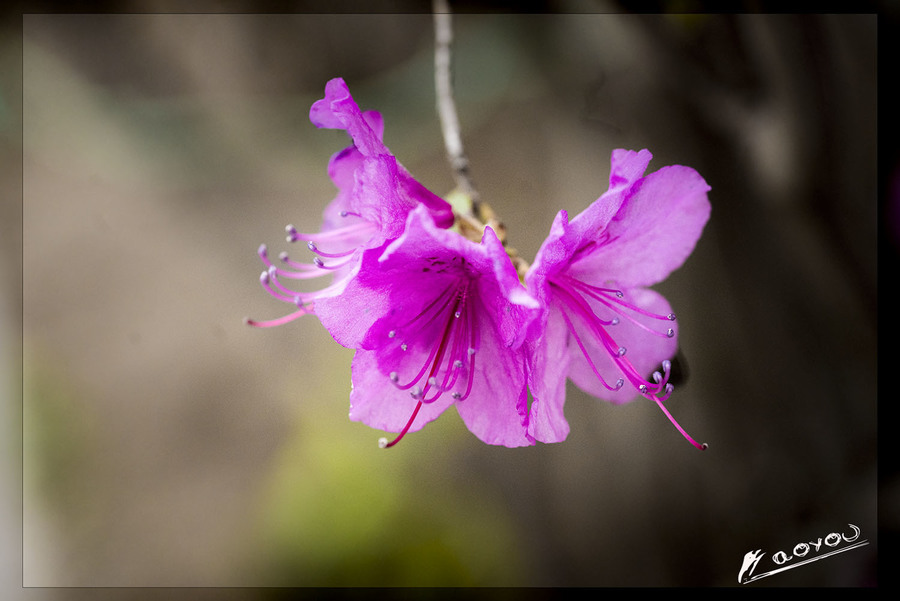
[433,0,479,209]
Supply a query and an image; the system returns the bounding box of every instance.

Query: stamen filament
[286,221,374,244]
[307,240,357,259]
[552,277,705,450]
[380,400,423,448]
[244,307,312,328]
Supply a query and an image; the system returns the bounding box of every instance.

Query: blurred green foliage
[255,375,527,586]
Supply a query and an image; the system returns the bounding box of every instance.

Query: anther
[307,241,317,252]
[313,257,325,268]
[453,360,463,369]
[285,224,299,242]
[451,392,462,399]
[666,328,675,338]
[389,372,399,383]
[614,378,625,390]
[617,347,627,357]
[378,437,388,448]
[467,347,476,356]
[667,313,676,321]
[653,371,662,383]
[454,311,461,318]
[388,330,396,338]
[611,317,620,325]
[401,343,408,351]
[639,384,648,394]
[410,386,422,399]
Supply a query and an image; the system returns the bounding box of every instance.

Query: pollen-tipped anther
[285,224,299,242]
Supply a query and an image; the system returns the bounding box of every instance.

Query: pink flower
[315,205,540,448]
[247,78,453,328]
[524,149,711,449]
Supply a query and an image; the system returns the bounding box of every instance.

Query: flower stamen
[551,276,706,450]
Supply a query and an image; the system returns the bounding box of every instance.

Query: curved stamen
[244,306,312,328]
[552,277,705,450]
[392,282,466,397]
[651,395,707,451]
[557,302,625,392]
[286,221,374,245]
[313,256,354,271]
[277,252,334,276]
[379,400,423,448]
[259,245,325,281]
[259,271,303,304]
[307,240,356,259]
[566,277,676,338]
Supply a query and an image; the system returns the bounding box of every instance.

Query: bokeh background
[2,5,887,595]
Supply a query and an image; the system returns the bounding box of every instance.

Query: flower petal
[525,305,571,443]
[568,148,654,243]
[348,350,455,433]
[309,78,388,157]
[570,163,711,288]
[454,327,534,447]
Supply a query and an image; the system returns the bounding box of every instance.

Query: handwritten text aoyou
[739,523,868,584]
[771,524,861,564]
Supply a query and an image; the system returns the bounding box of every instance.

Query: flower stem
[433,0,479,209]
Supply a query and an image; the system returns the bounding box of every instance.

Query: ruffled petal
[309,78,388,157]
[568,148,653,244]
[570,163,711,288]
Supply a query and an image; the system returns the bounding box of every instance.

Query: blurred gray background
[2,5,884,594]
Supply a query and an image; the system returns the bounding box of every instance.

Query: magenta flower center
[379,256,482,447]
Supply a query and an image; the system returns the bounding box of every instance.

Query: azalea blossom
[315,205,540,448]
[247,77,453,328]
[524,149,711,449]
